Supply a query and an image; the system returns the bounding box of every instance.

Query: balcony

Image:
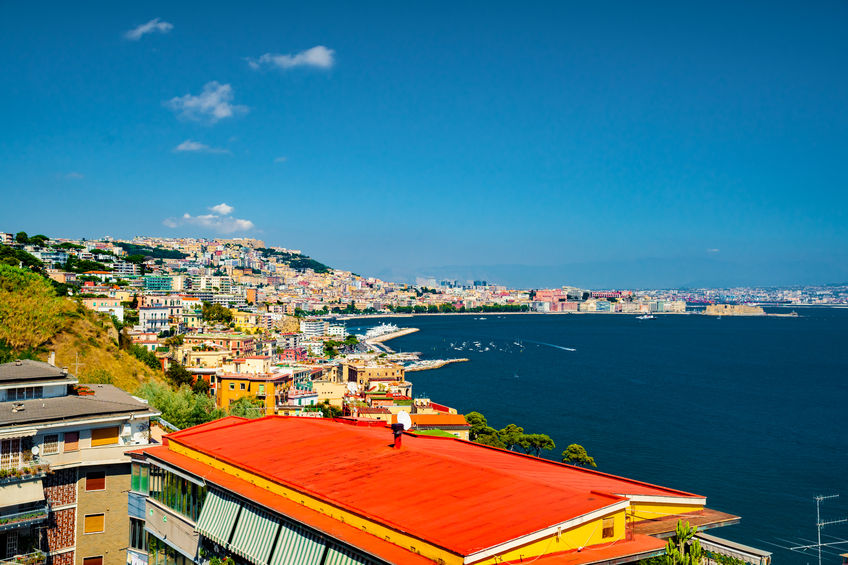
[0,465,48,486]
[0,505,50,533]
[40,443,144,469]
[0,551,47,565]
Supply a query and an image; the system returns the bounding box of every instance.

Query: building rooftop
[162,416,705,557]
[0,360,76,386]
[0,381,158,427]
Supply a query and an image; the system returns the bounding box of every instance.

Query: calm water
[357,309,848,564]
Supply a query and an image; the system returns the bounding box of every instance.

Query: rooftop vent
[61,367,68,376]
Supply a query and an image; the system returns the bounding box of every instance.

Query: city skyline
[2,1,847,287]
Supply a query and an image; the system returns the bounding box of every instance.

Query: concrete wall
[75,463,131,565]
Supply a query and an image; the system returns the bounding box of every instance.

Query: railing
[0,505,50,532]
[0,551,47,565]
[41,444,140,468]
[0,463,48,485]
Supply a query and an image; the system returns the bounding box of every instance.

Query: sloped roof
[163,416,703,556]
[0,360,75,385]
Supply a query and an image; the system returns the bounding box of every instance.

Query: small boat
[636,314,655,320]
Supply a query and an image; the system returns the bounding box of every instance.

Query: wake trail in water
[524,339,576,352]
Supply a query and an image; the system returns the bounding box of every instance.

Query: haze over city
[2,1,847,287]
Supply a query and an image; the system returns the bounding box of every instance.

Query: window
[83,514,105,534]
[602,517,615,539]
[64,431,79,452]
[129,518,147,551]
[86,471,106,491]
[148,465,207,522]
[229,383,235,390]
[41,434,59,455]
[83,557,103,565]
[131,463,149,494]
[239,383,245,390]
[0,438,21,469]
[91,426,119,447]
[7,387,43,401]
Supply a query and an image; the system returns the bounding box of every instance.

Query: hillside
[0,264,164,391]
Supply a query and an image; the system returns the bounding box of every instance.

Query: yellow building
[132,416,746,565]
[215,373,292,415]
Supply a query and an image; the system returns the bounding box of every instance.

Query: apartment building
[129,416,749,565]
[0,360,159,565]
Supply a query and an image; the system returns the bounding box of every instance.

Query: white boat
[636,314,655,320]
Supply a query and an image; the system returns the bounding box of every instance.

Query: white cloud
[165,82,248,124]
[706,248,720,253]
[210,203,234,215]
[163,205,255,234]
[273,156,288,163]
[65,172,84,180]
[174,139,230,154]
[247,45,335,71]
[125,18,173,41]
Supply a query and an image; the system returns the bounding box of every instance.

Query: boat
[636,314,655,320]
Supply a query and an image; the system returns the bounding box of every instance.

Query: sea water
[365,308,848,564]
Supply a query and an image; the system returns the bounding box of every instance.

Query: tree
[465,411,504,447]
[228,396,266,419]
[202,302,233,323]
[165,363,194,388]
[29,234,49,247]
[136,381,225,430]
[561,444,597,468]
[15,231,28,244]
[498,424,525,451]
[192,378,210,395]
[518,433,555,457]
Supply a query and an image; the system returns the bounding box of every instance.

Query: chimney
[61,367,68,376]
[48,351,56,366]
[390,423,404,449]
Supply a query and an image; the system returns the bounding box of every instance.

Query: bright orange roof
[162,416,702,556]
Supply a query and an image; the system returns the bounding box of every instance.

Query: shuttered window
[42,434,59,455]
[64,431,79,452]
[91,427,119,447]
[602,517,615,539]
[83,514,105,534]
[86,471,106,491]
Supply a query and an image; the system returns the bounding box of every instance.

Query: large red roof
[163,416,702,556]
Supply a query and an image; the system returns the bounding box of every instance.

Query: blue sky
[2,1,847,287]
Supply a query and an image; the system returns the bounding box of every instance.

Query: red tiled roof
[163,417,702,556]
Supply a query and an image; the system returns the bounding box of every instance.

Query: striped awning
[323,545,377,565]
[196,490,240,547]
[268,522,327,565]
[229,504,280,565]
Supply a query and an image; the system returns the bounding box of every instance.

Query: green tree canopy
[165,363,194,388]
[228,396,266,419]
[518,433,556,457]
[136,381,225,430]
[202,302,233,323]
[498,424,526,451]
[561,444,597,468]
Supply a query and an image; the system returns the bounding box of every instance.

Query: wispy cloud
[273,156,288,163]
[163,204,254,234]
[125,18,173,41]
[173,139,230,154]
[64,172,84,180]
[247,46,335,71]
[165,82,248,124]
[706,248,720,254]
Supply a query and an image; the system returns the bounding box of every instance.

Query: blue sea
[354,309,848,564]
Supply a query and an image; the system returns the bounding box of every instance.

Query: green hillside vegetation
[257,247,331,273]
[0,263,165,390]
[115,242,188,260]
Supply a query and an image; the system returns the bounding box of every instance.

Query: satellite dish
[397,411,412,431]
[31,446,39,456]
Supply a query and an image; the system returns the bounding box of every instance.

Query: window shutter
[91,427,119,447]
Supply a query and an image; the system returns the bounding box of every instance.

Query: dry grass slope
[43,302,165,392]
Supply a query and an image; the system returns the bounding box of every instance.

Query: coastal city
[3,3,848,565]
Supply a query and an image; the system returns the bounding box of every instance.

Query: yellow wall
[216,378,279,415]
[167,441,631,565]
[475,510,627,565]
[628,501,704,522]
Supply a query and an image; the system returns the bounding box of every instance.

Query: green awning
[196,490,240,547]
[229,504,280,565]
[323,545,378,565]
[268,522,326,565]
